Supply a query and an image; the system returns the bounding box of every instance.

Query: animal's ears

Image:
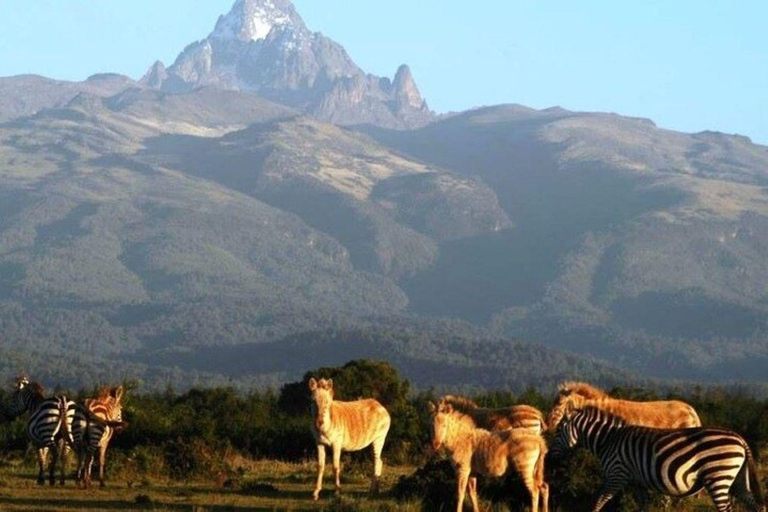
[112,386,124,402]
[325,379,333,391]
[428,401,436,413]
[308,377,318,391]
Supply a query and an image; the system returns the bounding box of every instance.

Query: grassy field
[0,458,419,511]
[0,454,761,511]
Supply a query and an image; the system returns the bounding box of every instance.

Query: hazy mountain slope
[0,73,137,122]
[0,98,411,353]
[137,116,510,278]
[363,105,768,380]
[0,90,534,389]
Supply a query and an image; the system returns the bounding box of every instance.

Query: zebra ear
[428,401,436,413]
[326,379,333,391]
[308,378,318,391]
[113,386,124,403]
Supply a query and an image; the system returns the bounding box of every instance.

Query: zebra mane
[577,406,627,426]
[441,395,479,411]
[559,381,608,399]
[28,381,45,398]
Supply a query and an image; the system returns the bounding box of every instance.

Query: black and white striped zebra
[550,406,765,512]
[9,376,75,486]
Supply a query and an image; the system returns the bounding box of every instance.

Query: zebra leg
[592,476,628,512]
[58,439,68,486]
[467,475,480,512]
[84,451,95,489]
[312,444,325,501]
[370,436,385,494]
[36,447,47,485]
[48,444,58,486]
[456,466,470,512]
[704,479,735,512]
[98,442,107,487]
[332,444,342,495]
[522,473,540,512]
[539,481,550,512]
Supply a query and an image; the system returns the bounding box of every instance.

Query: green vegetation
[0,360,765,510]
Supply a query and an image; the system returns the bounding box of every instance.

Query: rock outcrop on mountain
[146,0,433,129]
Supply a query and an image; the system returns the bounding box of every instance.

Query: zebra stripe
[10,377,74,486]
[551,407,765,512]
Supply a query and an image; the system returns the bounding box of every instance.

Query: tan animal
[547,381,701,432]
[441,395,547,434]
[72,385,126,488]
[308,377,391,501]
[429,401,549,512]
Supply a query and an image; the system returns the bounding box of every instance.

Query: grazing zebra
[550,406,765,512]
[548,381,701,431]
[440,395,547,434]
[429,400,549,512]
[308,377,391,501]
[9,376,74,486]
[71,385,127,488]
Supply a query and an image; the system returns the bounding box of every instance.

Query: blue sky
[0,0,765,144]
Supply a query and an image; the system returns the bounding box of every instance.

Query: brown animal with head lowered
[547,381,701,432]
[429,400,549,512]
[441,395,547,434]
[308,377,390,501]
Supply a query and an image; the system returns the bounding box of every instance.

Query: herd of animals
[4,375,765,512]
[308,378,766,512]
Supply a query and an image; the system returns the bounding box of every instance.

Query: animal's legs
[522,474,539,512]
[456,466,470,512]
[704,478,735,512]
[332,444,342,495]
[48,444,58,486]
[467,476,480,512]
[99,428,112,487]
[58,440,69,485]
[592,476,627,512]
[370,435,385,494]
[36,447,47,485]
[539,481,550,512]
[312,444,325,501]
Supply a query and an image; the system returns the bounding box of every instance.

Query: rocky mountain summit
[143,0,432,128]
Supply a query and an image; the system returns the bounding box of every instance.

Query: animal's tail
[86,408,128,431]
[58,396,74,447]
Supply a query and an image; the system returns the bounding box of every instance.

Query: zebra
[550,405,766,512]
[71,386,127,488]
[9,376,75,486]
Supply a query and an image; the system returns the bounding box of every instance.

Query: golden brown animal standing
[308,377,390,501]
[547,381,701,431]
[441,395,547,434]
[429,401,549,512]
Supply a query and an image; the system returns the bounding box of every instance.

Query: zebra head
[308,377,334,433]
[9,375,33,417]
[549,401,580,458]
[427,399,454,451]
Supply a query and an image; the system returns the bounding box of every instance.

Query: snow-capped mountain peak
[211,0,304,42]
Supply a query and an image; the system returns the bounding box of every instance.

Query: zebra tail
[85,409,128,430]
[745,444,765,508]
[58,396,73,446]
